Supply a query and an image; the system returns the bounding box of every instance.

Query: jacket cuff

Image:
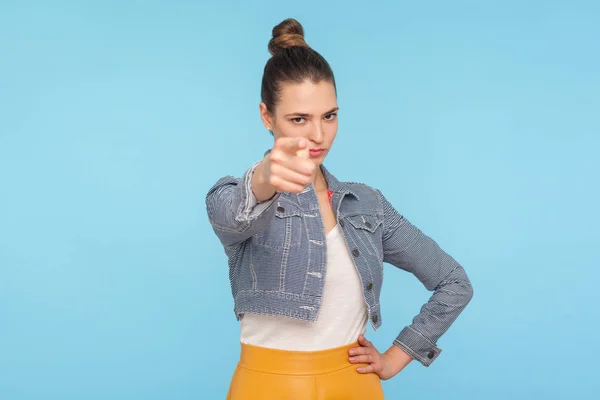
[234,160,280,223]
[393,326,442,367]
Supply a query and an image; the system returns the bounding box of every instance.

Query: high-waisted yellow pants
[226,341,385,399]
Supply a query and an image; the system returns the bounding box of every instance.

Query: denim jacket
[205,159,473,367]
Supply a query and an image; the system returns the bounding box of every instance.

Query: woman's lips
[309,149,325,157]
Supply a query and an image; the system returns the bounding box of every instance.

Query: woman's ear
[259,102,274,133]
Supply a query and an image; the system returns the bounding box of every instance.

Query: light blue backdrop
[1,1,598,399]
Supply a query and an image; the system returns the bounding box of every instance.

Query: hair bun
[268,18,310,56]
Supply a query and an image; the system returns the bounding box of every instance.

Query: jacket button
[276,206,285,212]
[365,221,372,229]
[427,350,435,359]
[339,220,345,228]
[372,314,378,323]
[366,282,373,290]
[352,248,360,257]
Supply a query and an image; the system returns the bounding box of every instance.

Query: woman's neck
[312,166,329,193]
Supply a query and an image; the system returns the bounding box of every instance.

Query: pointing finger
[276,137,308,154]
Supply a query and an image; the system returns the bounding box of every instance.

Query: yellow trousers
[226,341,385,400]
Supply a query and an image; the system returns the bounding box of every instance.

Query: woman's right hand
[252,137,316,201]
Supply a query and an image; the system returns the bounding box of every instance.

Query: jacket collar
[320,163,360,201]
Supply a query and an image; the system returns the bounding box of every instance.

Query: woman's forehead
[277,80,337,113]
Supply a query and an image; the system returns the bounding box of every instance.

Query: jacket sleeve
[206,160,281,247]
[376,189,474,367]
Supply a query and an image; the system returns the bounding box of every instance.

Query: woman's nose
[310,123,324,143]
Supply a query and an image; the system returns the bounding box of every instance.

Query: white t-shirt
[239,223,368,351]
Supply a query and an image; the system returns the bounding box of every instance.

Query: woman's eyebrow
[284,107,339,118]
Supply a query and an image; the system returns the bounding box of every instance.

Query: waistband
[238,341,357,375]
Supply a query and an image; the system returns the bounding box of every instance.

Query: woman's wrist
[383,344,413,376]
[251,158,277,202]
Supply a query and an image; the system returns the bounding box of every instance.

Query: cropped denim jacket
[205,160,473,367]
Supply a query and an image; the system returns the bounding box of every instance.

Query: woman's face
[260,80,338,165]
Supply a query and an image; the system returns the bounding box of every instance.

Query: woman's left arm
[377,188,474,368]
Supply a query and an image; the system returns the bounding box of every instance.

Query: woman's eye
[325,113,338,121]
[291,117,305,124]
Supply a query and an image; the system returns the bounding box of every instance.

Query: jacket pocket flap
[274,201,303,218]
[345,214,382,233]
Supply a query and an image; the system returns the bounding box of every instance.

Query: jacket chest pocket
[345,214,383,261]
[252,203,303,250]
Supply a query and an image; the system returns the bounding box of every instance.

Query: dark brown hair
[261,18,336,113]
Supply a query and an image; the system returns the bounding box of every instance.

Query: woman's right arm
[205,157,281,248]
[206,137,314,248]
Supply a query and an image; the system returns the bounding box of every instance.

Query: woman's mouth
[309,148,325,157]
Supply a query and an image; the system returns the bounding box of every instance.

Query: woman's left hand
[348,334,411,380]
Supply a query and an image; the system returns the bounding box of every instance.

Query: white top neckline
[326,223,339,238]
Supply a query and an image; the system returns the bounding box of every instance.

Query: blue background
[1,1,599,399]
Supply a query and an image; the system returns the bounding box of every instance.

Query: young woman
[206,18,474,400]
